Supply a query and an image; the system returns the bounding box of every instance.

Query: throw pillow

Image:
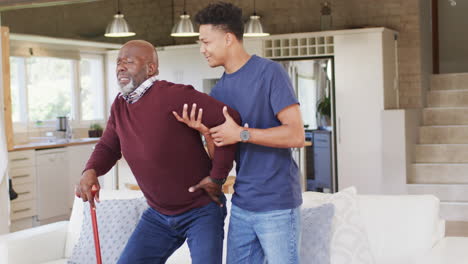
[300,203,335,264]
[303,187,375,264]
[68,197,148,264]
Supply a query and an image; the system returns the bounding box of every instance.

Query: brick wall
[0,0,428,108]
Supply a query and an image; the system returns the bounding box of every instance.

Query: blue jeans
[117,196,227,264]
[227,204,301,264]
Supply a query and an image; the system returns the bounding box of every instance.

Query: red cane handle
[90,188,102,264]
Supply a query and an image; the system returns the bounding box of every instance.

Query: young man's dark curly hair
[194,1,244,41]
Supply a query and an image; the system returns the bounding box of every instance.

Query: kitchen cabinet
[35,148,69,224]
[334,28,398,193]
[8,150,36,231]
[7,141,106,231]
[67,144,94,210]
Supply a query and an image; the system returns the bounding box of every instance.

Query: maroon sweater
[85,80,241,215]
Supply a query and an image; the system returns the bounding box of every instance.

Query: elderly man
[77,40,240,264]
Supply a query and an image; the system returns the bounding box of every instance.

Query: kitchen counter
[10,138,100,151]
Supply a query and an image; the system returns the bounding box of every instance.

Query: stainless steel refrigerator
[278,58,337,193]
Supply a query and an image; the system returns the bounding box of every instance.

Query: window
[10,53,105,125]
[27,57,74,122]
[80,54,105,121]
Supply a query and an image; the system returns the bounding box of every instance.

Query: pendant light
[244,0,270,37]
[171,0,199,37]
[105,0,136,38]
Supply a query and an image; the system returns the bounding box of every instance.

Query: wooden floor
[446,221,468,237]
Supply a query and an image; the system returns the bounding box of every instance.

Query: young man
[180,2,305,264]
[77,40,240,264]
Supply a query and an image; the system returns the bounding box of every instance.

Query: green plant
[89,123,103,131]
[317,96,331,118]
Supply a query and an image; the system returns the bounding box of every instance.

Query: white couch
[1,189,467,264]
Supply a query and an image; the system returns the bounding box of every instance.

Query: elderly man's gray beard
[119,78,136,95]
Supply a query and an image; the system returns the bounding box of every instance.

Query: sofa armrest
[417,237,468,264]
[432,219,446,246]
[0,221,69,264]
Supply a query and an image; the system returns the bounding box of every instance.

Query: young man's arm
[210,61,304,148]
[209,104,305,148]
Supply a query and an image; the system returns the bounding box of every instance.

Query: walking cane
[90,186,103,264]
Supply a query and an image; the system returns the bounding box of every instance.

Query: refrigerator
[278,58,337,193]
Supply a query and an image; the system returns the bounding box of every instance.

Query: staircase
[408,73,468,222]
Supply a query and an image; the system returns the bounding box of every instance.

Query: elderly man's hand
[189,176,223,207]
[77,169,100,208]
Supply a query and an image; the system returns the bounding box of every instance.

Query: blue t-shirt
[210,55,303,212]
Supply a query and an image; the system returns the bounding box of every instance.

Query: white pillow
[68,197,148,264]
[65,190,144,258]
[302,187,375,264]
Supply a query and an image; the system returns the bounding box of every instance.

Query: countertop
[10,138,100,152]
[11,138,311,152]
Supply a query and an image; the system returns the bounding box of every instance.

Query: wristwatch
[240,129,250,142]
[210,177,226,186]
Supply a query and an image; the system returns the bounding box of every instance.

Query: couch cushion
[64,189,144,258]
[68,196,147,264]
[302,187,375,264]
[301,203,335,264]
[357,194,440,264]
[417,237,468,264]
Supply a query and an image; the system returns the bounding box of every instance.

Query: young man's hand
[210,106,243,146]
[188,176,223,207]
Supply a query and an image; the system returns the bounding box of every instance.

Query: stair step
[423,107,468,125]
[440,202,468,221]
[415,144,468,163]
[409,163,468,184]
[445,221,468,237]
[431,73,468,91]
[407,184,468,202]
[427,90,468,107]
[420,126,468,144]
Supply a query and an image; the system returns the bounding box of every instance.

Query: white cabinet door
[67,145,94,209]
[334,28,397,194]
[35,149,69,220]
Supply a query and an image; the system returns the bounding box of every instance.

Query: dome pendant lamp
[105,0,136,38]
[244,0,270,37]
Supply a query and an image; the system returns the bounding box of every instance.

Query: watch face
[240,130,250,141]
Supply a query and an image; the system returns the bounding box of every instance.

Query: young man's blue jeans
[227,204,301,264]
[117,196,227,264]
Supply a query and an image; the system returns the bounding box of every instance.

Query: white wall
[381,109,421,194]
[438,0,468,73]
[157,38,263,92]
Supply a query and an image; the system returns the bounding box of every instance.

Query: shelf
[263,35,334,59]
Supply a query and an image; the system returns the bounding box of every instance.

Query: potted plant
[317,96,331,129]
[88,123,103,138]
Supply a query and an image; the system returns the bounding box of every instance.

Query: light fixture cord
[117,0,121,14]
[253,0,257,15]
[183,0,187,15]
